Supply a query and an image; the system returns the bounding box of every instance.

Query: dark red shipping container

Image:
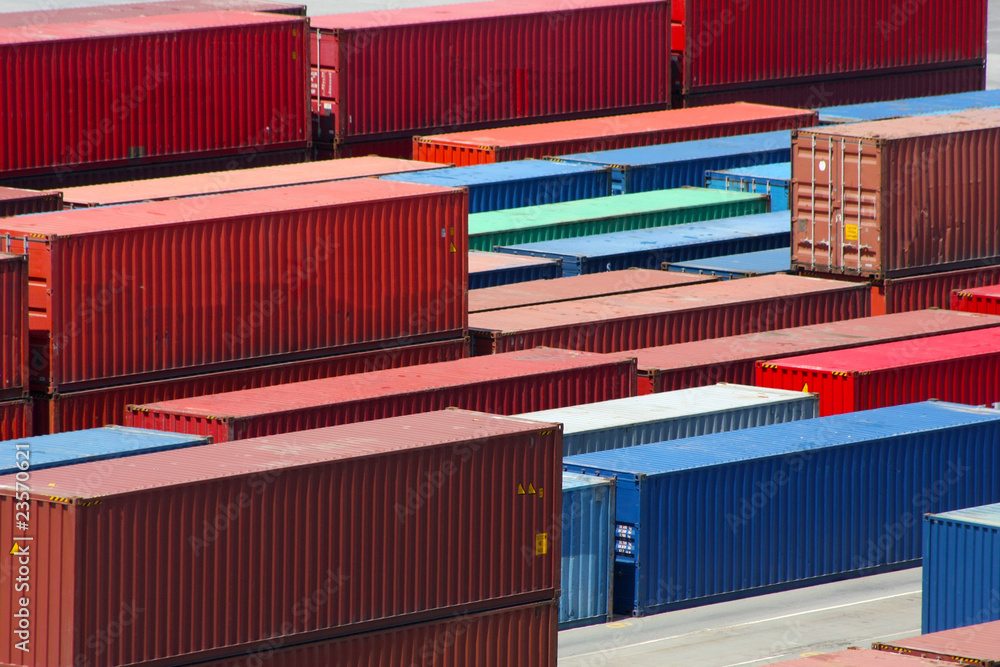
[0,399,31,440]
[0,253,28,400]
[0,187,62,217]
[773,648,954,666]
[125,347,637,442]
[190,601,557,667]
[874,621,1000,666]
[310,0,670,145]
[470,274,870,355]
[0,0,306,27]
[874,265,1000,316]
[631,310,1000,395]
[952,285,1000,316]
[755,327,1000,416]
[0,179,467,393]
[0,410,561,667]
[0,12,309,178]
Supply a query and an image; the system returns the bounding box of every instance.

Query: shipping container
[560,473,615,629]
[311,0,670,145]
[468,250,561,289]
[125,348,636,442]
[706,163,791,211]
[877,622,1000,665]
[470,189,770,252]
[318,136,416,160]
[493,211,791,277]
[59,157,449,207]
[0,399,30,440]
[819,90,1000,124]
[551,131,793,195]
[0,0,306,27]
[0,187,62,217]
[470,269,716,313]
[0,410,561,666]
[381,160,613,214]
[0,253,27,400]
[756,328,1000,416]
[664,248,791,280]
[415,104,816,166]
[769,650,955,666]
[953,285,1000,316]
[470,274,869,355]
[1,179,467,393]
[921,506,1000,634]
[874,266,1000,316]
[36,338,468,435]
[790,110,1000,279]
[563,401,1000,617]
[0,12,310,178]
[632,310,1000,395]
[519,384,818,457]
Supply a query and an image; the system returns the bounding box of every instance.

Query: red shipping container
[125,347,636,442]
[470,269,716,313]
[470,274,870,355]
[0,12,309,178]
[790,110,1000,279]
[755,328,1000,416]
[0,410,561,666]
[873,266,1000,316]
[310,0,670,145]
[413,103,818,166]
[0,399,31,440]
[874,621,1000,666]
[0,187,62,217]
[1,179,467,393]
[681,0,986,95]
[952,284,1000,316]
[0,253,28,400]
[190,601,557,667]
[0,0,306,27]
[770,648,954,666]
[632,310,1000,395]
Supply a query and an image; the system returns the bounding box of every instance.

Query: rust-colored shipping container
[188,601,557,667]
[755,328,1000,416]
[470,269,717,312]
[952,284,1000,316]
[872,265,1000,316]
[0,0,306,27]
[413,103,818,166]
[772,648,954,665]
[1,179,467,393]
[632,310,1000,394]
[125,348,636,442]
[36,338,468,435]
[874,622,1000,666]
[0,253,28,400]
[0,410,560,666]
[0,12,309,178]
[470,274,870,355]
[0,399,31,440]
[791,110,1000,279]
[0,187,62,217]
[310,0,670,146]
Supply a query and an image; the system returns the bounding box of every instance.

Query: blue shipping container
[561,472,616,629]
[0,426,211,475]
[549,131,791,194]
[468,250,561,289]
[665,248,791,280]
[563,401,1000,617]
[381,159,613,213]
[495,212,790,277]
[818,90,1000,124]
[705,163,791,211]
[923,503,1000,633]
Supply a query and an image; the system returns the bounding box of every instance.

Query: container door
[791,134,837,272]
[836,138,881,276]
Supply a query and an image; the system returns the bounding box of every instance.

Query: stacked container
[953,285,1000,316]
[818,90,1000,124]
[0,252,27,400]
[664,248,791,280]
[0,187,63,216]
[468,250,561,289]
[705,163,791,211]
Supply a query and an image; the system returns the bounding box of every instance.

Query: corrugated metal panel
[706,163,791,211]
[493,211,790,277]
[0,410,561,666]
[470,269,716,313]
[0,253,27,399]
[755,328,1000,416]
[563,401,1000,617]
[953,285,1000,316]
[125,348,637,442]
[0,0,307,26]
[311,0,670,143]
[468,250,561,289]
[879,624,1000,666]
[414,104,816,166]
[0,12,309,177]
[770,650,955,665]
[819,90,1000,124]
[470,189,769,251]
[1,179,467,393]
[382,160,613,214]
[0,399,31,440]
[520,384,818,456]
[41,338,469,435]
[560,472,615,629]
[665,248,791,280]
[921,508,1000,635]
[470,274,870,355]
[683,0,986,94]
[0,188,63,217]
[791,110,1000,279]
[878,266,1000,315]
[631,310,1000,395]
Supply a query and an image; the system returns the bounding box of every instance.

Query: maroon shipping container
[470,274,870,355]
[874,621,1000,666]
[790,110,1000,279]
[0,399,31,440]
[952,285,1000,317]
[310,0,670,146]
[0,12,309,178]
[0,0,306,27]
[0,179,467,393]
[772,648,954,666]
[632,310,1000,395]
[125,347,637,442]
[0,253,27,400]
[37,338,469,435]
[872,265,1000,316]
[190,601,557,667]
[0,410,561,666]
[0,187,62,217]
[681,0,986,95]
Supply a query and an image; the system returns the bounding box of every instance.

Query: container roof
[877,621,1000,661]
[768,648,954,665]
[468,250,560,272]
[382,159,606,188]
[0,0,305,29]
[707,162,792,180]
[928,502,1000,529]
[667,248,791,275]
[956,283,1000,300]
[562,471,613,491]
[557,131,792,167]
[0,186,57,202]
[818,90,1000,123]
[801,109,1000,141]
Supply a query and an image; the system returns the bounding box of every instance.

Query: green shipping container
[468,188,770,251]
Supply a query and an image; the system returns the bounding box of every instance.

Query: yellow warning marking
[844,224,859,242]
[49,496,71,503]
[538,487,544,499]
[802,383,809,393]
[517,484,526,495]
[535,533,548,556]
[527,483,536,495]
[449,242,457,253]
[48,483,56,487]
[10,543,20,555]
